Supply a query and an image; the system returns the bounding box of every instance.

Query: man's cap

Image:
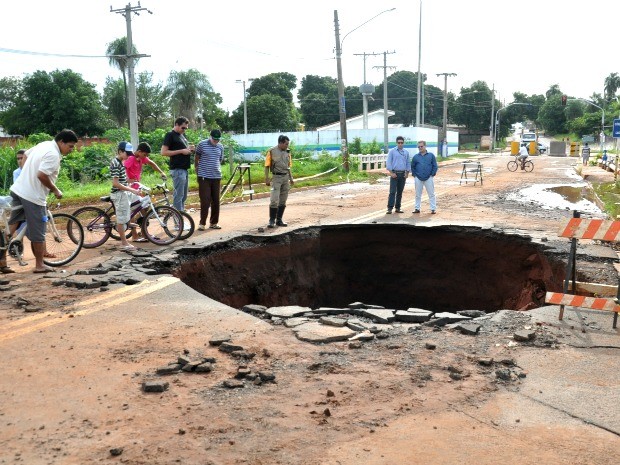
[210,129,222,140]
[118,141,134,153]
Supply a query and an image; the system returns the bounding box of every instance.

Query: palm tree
[105,37,139,109]
[166,69,214,128]
[604,73,620,101]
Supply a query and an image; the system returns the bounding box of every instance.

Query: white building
[316,109,402,131]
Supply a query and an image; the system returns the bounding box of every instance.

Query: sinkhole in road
[174,224,568,313]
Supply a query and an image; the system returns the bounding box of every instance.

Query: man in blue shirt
[385,136,410,214]
[411,140,438,214]
[194,129,224,230]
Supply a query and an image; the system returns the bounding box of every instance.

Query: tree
[298,75,339,128]
[233,94,298,133]
[451,81,496,132]
[298,75,338,101]
[604,72,620,101]
[167,69,215,128]
[299,92,338,129]
[135,72,171,131]
[545,84,562,100]
[102,77,127,127]
[247,72,297,102]
[537,94,567,135]
[105,37,139,106]
[2,69,105,136]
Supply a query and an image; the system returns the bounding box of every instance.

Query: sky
[1,0,617,116]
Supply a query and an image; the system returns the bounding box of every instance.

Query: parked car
[537,142,547,154]
[520,141,547,155]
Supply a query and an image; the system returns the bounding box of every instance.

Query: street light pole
[334,8,396,172]
[415,0,422,127]
[494,102,534,147]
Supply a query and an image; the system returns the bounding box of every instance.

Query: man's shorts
[8,192,47,243]
[110,191,131,225]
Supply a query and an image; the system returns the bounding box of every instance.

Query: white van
[521,132,537,145]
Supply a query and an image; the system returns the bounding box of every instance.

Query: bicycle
[0,196,84,267]
[150,181,195,240]
[507,156,534,172]
[72,185,183,248]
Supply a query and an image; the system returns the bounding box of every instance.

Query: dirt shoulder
[0,155,618,465]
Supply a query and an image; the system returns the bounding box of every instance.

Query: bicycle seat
[100,195,111,202]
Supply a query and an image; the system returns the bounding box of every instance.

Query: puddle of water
[507,183,603,215]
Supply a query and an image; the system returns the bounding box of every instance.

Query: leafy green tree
[136,72,171,132]
[234,94,298,132]
[545,84,562,100]
[298,75,338,101]
[567,112,602,137]
[451,81,496,132]
[298,75,339,128]
[2,70,105,136]
[247,72,297,102]
[199,91,228,130]
[105,37,139,106]
[102,77,127,127]
[167,69,216,128]
[299,92,337,129]
[537,94,567,135]
[604,73,620,101]
[0,77,22,113]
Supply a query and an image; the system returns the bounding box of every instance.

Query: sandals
[133,237,148,243]
[0,266,16,274]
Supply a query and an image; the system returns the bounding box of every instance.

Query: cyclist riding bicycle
[518,144,529,170]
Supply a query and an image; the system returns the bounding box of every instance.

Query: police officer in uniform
[264,135,294,228]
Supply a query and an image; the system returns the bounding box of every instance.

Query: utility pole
[436,72,457,151]
[235,79,254,134]
[354,52,381,129]
[334,10,349,171]
[490,84,495,151]
[415,0,422,127]
[110,2,152,148]
[373,51,396,153]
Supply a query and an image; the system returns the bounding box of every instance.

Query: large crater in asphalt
[173,225,570,313]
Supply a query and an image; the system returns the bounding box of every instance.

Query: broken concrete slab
[284,317,310,328]
[358,308,395,324]
[266,305,312,319]
[395,310,433,323]
[292,322,357,343]
[313,307,350,316]
[319,316,348,327]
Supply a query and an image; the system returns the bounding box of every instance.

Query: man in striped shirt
[194,129,224,230]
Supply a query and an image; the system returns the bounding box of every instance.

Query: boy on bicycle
[111,142,143,250]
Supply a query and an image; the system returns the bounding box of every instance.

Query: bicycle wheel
[523,161,534,172]
[507,160,518,172]
[44,213,84,266]
[142,206,182,245]
[178,210,195,240]
[72,206,112,248]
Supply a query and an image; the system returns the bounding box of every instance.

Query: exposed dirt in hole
[175,224,569,312]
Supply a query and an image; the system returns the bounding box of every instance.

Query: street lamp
[569,98,605,147]
[235,79,253,135]
[334,7,396,171]
[494,102,534,146]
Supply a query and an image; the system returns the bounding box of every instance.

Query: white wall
[232,127,458,161]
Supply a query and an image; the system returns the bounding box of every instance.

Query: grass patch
[592,181,620,219]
